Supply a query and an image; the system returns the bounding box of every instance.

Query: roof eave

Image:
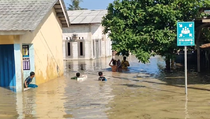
[0,30,27,35]
[54,0,70,27]
[200,43,210,49]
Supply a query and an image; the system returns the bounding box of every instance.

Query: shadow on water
[120,84,183,94]
[110,55,210,92]
[121,84,146,88]
[143,80,210,92]
[156,70,210,85]
[117,74,210,92]
[129,56,210,85]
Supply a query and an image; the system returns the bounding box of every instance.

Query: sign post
[177,22,195,95]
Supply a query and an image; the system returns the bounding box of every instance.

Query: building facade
[63,10,112,60]
[0,0,70,92]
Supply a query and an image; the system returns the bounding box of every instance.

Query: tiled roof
[0,0,68,31]
[67,10,107,24]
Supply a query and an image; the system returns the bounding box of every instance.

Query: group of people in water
[71,56,130,82]
[109,57,130,72]
[71,71,107,82]
[24,57,130,89]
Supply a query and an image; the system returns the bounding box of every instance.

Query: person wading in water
[121,57,130,70]
[109,58,118,72]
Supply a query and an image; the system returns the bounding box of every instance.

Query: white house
[62,10,112,60]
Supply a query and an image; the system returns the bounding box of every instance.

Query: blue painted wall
[0,45,16,87]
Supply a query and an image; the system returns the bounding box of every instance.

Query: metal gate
[0,45,16,87]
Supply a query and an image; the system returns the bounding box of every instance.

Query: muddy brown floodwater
[1,56,210,119]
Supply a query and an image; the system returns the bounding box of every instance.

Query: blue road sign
[177,22,195,46]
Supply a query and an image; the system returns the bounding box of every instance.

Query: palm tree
[68,0,87,10]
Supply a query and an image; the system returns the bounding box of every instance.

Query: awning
[200,43,210,48]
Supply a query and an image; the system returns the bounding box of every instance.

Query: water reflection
[0,88,18,118]
[63,79,114,119]
[185,95,189,119]
[0,56,210,118]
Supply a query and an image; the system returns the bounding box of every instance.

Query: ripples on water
[0,56,210,119]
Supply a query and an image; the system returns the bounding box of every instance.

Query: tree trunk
[165,58,171,71]
[171,59,175,69]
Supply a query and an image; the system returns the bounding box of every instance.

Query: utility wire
[40,31,61,76]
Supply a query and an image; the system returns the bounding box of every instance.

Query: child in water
[71,72,87,81]
[24,72,38,88]
[98,72,107,81]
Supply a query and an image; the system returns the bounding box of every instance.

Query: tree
[102,0,210,70]
[68,0,87,10]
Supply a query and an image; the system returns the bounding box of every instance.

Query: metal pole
[185,46,188,94]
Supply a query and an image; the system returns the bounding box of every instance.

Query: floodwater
[1,56,210,119]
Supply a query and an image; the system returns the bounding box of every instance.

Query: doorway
[0,45,16,87]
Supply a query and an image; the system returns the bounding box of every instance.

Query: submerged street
[1,56,210,119]
[1,0,210,119]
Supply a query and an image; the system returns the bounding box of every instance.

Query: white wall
[63,25,90,40]
[91,24,102,39]
[62,24,112,60]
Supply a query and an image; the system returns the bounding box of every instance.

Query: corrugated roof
[67,10,107,24]
[0,0,69,31]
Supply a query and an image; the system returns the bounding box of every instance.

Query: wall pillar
[29,45,35,83]
[14,44,23,92]
[72,42,78,59]
[85,41,91,59]
[89,24,94,59]
[63,40,66,60]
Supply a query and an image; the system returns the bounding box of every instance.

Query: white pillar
[63,40,66,60]
[85,41,91,59]
[29,44,35,84]
[14,44,23,92]
[72,42,78,59]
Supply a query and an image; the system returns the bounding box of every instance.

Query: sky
[64,0,114,10]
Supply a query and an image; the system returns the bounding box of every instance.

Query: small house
[0,0,70,92]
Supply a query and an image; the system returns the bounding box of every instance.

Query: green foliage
[200,27,210,43]
[68,0,87,10]
[199,12,208,18]
[102,0,210,63]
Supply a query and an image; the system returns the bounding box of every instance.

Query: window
[22,45,29,57]
[80,42,83,56]
[22,45,30,70]
[67,42,71,56]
